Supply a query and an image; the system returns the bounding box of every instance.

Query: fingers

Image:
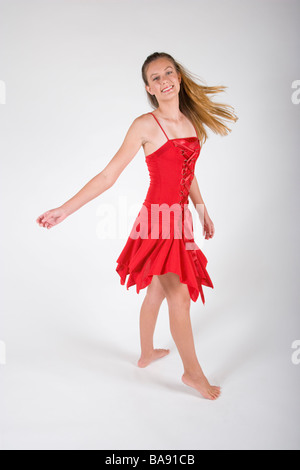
[36,216,46,226]
[37,220,52,229]
[36,212,48,224]
[204,225,215,239]
[36,211,53,229]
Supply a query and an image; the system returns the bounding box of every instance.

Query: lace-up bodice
[143,113,200,210]
[175,141,199,208]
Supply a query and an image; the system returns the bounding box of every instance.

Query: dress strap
[149,112,198,140]
[148,112,169,141]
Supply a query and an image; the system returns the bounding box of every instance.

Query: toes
[209,386,221,399]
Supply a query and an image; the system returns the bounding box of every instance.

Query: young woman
[36,52,238,400]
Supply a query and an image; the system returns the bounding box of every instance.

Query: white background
[0,0,299,450]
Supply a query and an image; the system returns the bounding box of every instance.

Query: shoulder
[132,112,153,128]
[130,112,154,145]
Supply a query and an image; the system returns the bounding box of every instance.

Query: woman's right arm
[36,115,146,229]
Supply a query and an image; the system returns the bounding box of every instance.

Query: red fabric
[115,113,214,304]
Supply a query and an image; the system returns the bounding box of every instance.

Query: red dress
[115,112,214,304]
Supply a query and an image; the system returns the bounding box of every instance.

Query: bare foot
[137,349,170,368]
[182,373,221,400]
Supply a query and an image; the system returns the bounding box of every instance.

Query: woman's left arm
[189,175,215,239]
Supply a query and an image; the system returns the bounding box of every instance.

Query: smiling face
[145,58,181,101]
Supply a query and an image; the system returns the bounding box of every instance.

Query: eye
[153,70,173,81]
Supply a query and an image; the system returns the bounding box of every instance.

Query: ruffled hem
[115,237,214,304]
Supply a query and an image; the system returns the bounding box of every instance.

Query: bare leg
[137,275,170,367]
[157,272,221,400]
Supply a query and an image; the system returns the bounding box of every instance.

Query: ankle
[183,368,204,380]
[140,349,154,358]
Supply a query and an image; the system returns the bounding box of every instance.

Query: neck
[156,97,182,122]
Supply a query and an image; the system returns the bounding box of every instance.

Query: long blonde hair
[141,52,238,146]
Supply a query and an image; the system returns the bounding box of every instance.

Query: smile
[162,85,174,93]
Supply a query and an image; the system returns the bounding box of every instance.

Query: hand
[202,210,215,240]
[36,207,68,229]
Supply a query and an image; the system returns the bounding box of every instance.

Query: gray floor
[1,264,299,450]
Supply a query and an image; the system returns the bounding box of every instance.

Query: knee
[166,290,191,311]
[156,273,191,309]
[145,285,166,305]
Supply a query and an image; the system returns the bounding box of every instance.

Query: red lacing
[179,148,198,208]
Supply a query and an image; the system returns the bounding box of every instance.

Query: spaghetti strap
[149,112,198,140]
[148,112,169,141]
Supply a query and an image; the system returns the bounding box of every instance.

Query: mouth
[161,85,174,93]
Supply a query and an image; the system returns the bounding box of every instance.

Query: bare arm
[61,116,144,215]
[189,175,215,239]
[36,116,145,228]
[189,174,205,211]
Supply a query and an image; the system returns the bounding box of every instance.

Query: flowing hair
[141,52,238,146]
